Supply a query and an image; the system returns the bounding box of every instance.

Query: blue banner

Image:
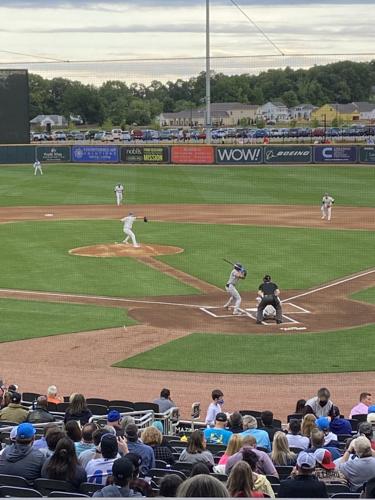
[72,145,119,163]
[314,146,357,163]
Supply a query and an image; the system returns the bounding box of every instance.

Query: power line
[227,0,285,56]
[0,49,68,63]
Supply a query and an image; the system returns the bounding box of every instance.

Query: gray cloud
[0,0,374,6]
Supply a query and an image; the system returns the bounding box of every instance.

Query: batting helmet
[263,275,271,282]
[234,263,243,271]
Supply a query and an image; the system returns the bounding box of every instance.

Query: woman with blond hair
[141,425,175,465]
[219,434,243,466]
[301,413,317,438]
[227,461,264,497]
[270,431,297,466]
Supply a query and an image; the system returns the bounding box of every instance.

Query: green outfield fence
[1,144,375,165]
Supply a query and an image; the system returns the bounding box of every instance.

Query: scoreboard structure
[0,69,30,144]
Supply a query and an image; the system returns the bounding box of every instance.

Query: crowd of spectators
[1,383,375,497]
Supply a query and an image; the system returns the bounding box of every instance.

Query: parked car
[102,131,114,142]
[111,128,122,140]
[85,129,100,140]
[53,131,67,141]
[131,129,144,140]
[94,132,105,141]
[120,131,131,141]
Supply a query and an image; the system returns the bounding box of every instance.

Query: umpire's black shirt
[259,281,278,295]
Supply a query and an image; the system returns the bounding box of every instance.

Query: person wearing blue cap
[0,422,46,482]
[316,417,339,448]
[107,410,123,437]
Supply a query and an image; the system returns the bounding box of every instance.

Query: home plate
[44,213,54,217]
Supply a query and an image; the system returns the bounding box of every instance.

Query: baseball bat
[223,258,235,266]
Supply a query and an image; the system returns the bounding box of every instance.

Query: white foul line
[283,269,375,303]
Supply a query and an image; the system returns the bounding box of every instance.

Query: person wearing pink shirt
[349,392,372,418]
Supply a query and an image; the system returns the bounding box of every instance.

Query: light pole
[205,0,211,144]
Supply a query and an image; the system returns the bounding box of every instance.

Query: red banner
[171,146,214,164]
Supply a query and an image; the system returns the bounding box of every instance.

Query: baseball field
[0,163,374,419]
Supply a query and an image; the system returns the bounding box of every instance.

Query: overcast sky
[0,0,374,84]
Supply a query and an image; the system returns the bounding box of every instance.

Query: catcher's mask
[263,274,271,282]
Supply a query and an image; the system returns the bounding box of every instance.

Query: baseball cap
[112,457,134,481]
[314,448,335,470]
[17,423,36,440]
[316,417,330,431]
[10,392,21,403]
[367,413,375,424]
[368,405,375,413]
[107,410,121,423]
[125,423,139,441]
[100,433,118,457]
[124,452,142,469]
[297,451,316,470]
[215,412,228,422]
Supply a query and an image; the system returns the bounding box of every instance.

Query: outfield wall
[2,144,375,164]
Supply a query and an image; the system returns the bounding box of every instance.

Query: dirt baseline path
[0,203,374,420]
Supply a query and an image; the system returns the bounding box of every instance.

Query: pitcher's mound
[69,243,184,258]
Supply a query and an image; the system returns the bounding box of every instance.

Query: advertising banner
[215,146,263,164]
[0,145,35,164]
[264,146,312,163]
[121,146,169,163]
[72,145,119,163]
[359,146,375,163]
[36,146,71,162]
[314,146,357,163]
[171,145,214,164]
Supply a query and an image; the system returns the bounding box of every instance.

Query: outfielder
[321,193,335,221]
[33,160,43,176]
[256,274,283,324]
[223,262,247,315]
[114,183,124,206]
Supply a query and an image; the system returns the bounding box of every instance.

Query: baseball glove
[143,216,148,222]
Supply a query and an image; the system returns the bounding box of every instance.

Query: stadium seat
[155,460,168,469]
[21,392,41,403]
[239,410,262,417]
[326,484,350,495]
[0,485,42,497]
[210,473,227,482]
[205,443,227,454]
[56,402,70,412]
[266,475,280,484]
[0,475,30,488]
[108,400,134,409]
[79,483,104,496]
[148,468,186,485]
[108,405,134,413]
[47,402,57,412]
[337,434,353,442]
[348,419,359,432]
[48,492,89,498]
[275,465,293,480]
[86,398,109,406]
[290,447,304,454]
[34,479,75,496]
[172,462,194,474]
[350,414,367,422]
[330,494,361,499]
[133,402,160,412]
[86,404,108,416]
[287,413,303,422]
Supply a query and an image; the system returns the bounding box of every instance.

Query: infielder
[121,212,140,247]
[114,183,124,206]
[321,193,335,221]
[33,160,43,176]
[223,262,247,315]
[256,275,283,324]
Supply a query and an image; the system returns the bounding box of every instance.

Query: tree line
[29,60,375,127]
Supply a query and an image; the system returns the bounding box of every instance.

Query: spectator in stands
[177,474,229,497]
[47,385,63,405]
[40,427,66,458]
[125,423,155,475]
[0,391,28,423]
[225,434,277,477]
[228,412,243,434]
[93,457,142,498]
[315,417,339,447]
[120,415,136,435]
[141,426,175,465]
[27,395,55,424]
[65,419,82,443]
[278,452,328,498]
[338,436,375,492]
[313,448,348,485]
[33,422,60,451]
[0,425,18,455]
[126,452,154,497]
[307,429,341,460]
[304,388,335,418]
[240,415,271,452]
[107,410,124,436]
[190,463,211,476]
[286,419,309,450]
[358,422,375,450]
[64,393,92,425]
[301,413,317,437]
[179,429,215,470]
[350,392,372,418]
[295,399,306,414]
[86,433,122,485]
[0,422,46,482]
[79,428,110,468]
[41,436,87,491]
[204,412,233,445]
[153,388,176,413]
[205,389,224,427]
[227,460,264,497]
[240,448,276,497]
[270,431,297,466]
[330,406,353,435]
[218,434,243,466]
[75,422,97,457]
[259,410,279,441]
[159,473,184,497]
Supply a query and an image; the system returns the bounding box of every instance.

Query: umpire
[256,275,283,324]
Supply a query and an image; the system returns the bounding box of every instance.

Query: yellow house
[311,103,360,123]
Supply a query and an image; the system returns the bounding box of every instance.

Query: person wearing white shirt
[121,213,140,248]
[33,160,43,176]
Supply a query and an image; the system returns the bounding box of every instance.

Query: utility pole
[205,0,211,144]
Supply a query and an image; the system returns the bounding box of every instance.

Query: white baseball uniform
[33,160,43,175]
[121,215,139,247]
[321,194,335,221]
[224,269,243,315]
[114,184,124,206]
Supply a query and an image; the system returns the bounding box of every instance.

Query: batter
[223,262,247,315]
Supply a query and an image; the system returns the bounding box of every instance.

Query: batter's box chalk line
[200,302,310,325]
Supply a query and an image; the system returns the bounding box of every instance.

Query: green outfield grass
[0,298,136,343]
[351,287,375,304]
[0,220,374,296]
[0,164,374,207]
[115,325,375,374]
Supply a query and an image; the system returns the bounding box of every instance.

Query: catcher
[256,274,283,324]
[223,262,247,316]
